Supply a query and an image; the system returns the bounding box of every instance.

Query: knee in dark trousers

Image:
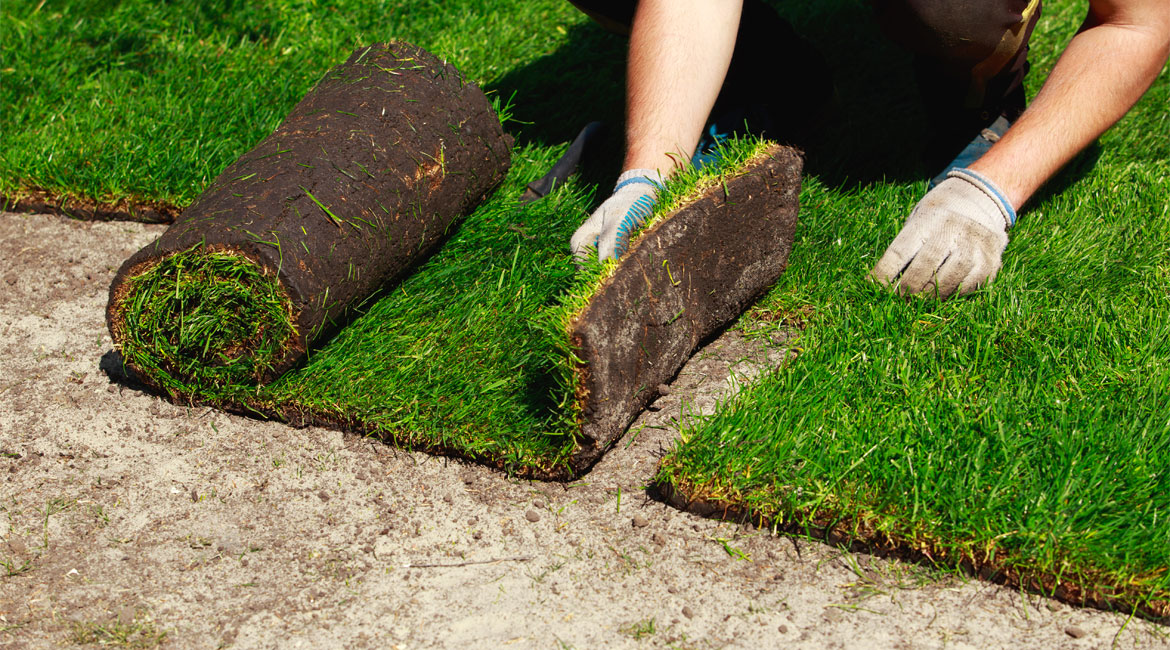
[872,0,1041,151]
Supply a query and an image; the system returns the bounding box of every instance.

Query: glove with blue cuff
[570,169,664,263]
[870,168,1016,299]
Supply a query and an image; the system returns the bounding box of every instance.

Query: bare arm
[969,0,1170,210]
[622,0,743,175]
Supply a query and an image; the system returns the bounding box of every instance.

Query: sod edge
[1,189,181,224]
[656,458,1170,622]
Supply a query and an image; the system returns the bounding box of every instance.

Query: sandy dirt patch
[1,211,1165,648]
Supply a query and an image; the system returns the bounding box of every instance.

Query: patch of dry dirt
[1,211,1166,649]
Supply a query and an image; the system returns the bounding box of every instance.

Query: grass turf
[656,2,1170,617]
[106,139,773,476]
[3,0,1168,613]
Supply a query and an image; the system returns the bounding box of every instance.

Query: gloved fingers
[955,245,1002,296]
[895,238,952,296]
[597,220,634,260]
[597,194,655,261]
[569,215,604,262]
[930,251,976,299]
[869,234,922,288]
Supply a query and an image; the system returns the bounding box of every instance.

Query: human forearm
[969,2,1170,209]
[623,0,743,175]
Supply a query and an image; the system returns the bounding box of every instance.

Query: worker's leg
[872,0,1042,182]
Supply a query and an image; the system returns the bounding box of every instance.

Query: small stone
[106,385,117,394]
[190,488,199,503]
[4,274,16,286]
[533,499,545,510]
[652,533,667,546]
[443,494,453,504]
[657,384,671,396]
[632,515,649,528]
[667,585,678,594]
[525,510,541,522]
[318,490,330,501]
[682,606,695,619]
[1065,626,1087,639]
[472,530,483,540]
[778,625,788,634]
[380,528,390,536]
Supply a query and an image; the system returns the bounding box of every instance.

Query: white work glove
[570,169,664,263]
[870,168,1016,299]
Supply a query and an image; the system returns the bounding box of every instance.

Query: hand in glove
[570,169,664,263]
[870,168,1017,299]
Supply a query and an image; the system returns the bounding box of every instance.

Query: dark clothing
[569,0,836,143]
[567,0,1042,159]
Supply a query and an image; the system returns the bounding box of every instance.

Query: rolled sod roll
[107,42,512,399]
[569,144,801,466]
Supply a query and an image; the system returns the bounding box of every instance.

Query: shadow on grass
[487,22,627,191]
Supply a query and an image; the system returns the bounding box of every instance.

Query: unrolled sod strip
[567,144,802,467]
[107,42,512,401]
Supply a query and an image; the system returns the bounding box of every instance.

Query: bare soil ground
[1,211,1166,649]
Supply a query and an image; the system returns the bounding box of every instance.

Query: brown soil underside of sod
[656,480,1170,622]
[107,41,512,390]
[569,145,802,468]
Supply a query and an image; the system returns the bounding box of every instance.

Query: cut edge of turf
[654,467,1170,622]
[532,137,780,460]
[1,188,181,223]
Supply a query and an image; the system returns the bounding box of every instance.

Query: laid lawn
[3,0,1167,614]
[656,0,1170,618]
